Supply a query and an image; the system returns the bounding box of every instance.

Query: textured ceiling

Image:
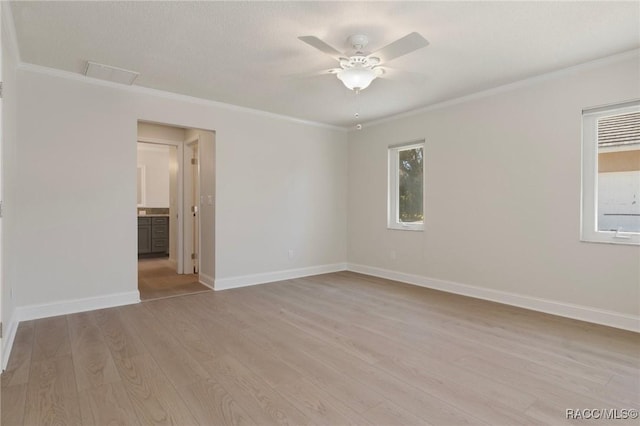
[10,1,640,127]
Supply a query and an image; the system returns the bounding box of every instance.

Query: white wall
[8,65,347,310]
[348,54,640,319]
[137,143,170,208]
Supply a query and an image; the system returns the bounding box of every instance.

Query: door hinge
[0,82,3,99]
[191,158,198,165]
[0,322,3,338]
[0,200,3,218]
[191,253,198,260]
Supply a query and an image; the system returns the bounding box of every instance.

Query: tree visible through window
[389,141,424,230]
[398,147,424,222]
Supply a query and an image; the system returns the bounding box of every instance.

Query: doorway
[136,121,215,301]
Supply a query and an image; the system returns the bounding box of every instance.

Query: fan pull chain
[354,88,362,130]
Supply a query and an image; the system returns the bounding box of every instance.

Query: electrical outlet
[390,250,397,260]
[288,249,294,259]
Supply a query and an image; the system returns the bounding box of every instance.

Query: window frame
[581,100,640,245]
[388,140,425,231]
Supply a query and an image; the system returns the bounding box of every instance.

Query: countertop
[138,214,170,217]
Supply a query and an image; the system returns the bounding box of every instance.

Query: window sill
[580,232,640,246]
[387,224,424,232]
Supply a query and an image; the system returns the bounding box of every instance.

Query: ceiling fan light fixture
[337,66,377,91]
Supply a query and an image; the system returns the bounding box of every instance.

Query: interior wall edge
[1,308,19,371]
[1,2,21,62]
[199,272,215,290]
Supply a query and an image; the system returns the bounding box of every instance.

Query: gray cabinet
[138,218,152,254]
[138,216,169,257]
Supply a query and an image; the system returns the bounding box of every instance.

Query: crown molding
[357,48,640,130]
[16,62,347,132]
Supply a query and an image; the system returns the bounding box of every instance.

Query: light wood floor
[138,257,210,301]
[2,271,638,425]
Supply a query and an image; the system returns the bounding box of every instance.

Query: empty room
[1,1,639,425]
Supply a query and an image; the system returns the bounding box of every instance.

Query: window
[582,101,640,245]
[388,141,424,231]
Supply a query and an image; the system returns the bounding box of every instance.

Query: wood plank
[79,382,142,426]
[230,316,387,415]
[201,354,312,425]
[362,401,432,426]
[1,383,27,426]
[179,378,257,426]
[274,378,372,425]
[92,307,148,361]
[118,304,210,388]
[67,311,120,390]
[240,316,483,425]
[604,373,640,406]
[141,296,226,365]
[23,355,82,426]
[455,354,638,410]
[31,316,71,362]
[113,353,198,426]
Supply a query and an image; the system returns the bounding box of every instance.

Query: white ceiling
[9,1,640,128]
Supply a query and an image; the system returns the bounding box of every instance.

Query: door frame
[184,137,200,275]
[137,137,185,274]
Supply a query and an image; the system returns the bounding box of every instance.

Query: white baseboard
[14,291,141,323]
[347,263,640,333]
[199,272,215,290]
[215,263,348,291]
[3,290,140,370]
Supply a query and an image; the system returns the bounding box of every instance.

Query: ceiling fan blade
[298,36,343,60]
[371,32,429,63]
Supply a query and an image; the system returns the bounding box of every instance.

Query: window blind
[598,111,640,147]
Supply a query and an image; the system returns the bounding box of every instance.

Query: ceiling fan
[298,32,429,92]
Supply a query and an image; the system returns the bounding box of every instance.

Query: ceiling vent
[84,61,139,85]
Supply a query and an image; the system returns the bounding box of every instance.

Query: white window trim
[581,100,639,245]
[388,141,425,231]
